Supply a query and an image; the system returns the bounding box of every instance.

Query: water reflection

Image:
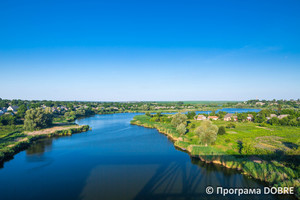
[26,138,54,156]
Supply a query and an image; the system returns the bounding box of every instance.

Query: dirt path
[255,126,273,131]
[26,125,81,136]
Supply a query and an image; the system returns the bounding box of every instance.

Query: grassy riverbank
[0,124,90,166]
[131,115,300,198]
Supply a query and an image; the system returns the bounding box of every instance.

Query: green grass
[0,125,26,149]
[209,120,300,156]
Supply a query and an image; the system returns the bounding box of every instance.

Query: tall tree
[176,123,187,135]
[186,111,196,119]
[24,108,53,130]
[171,113,187,127]
[195,120,218,146]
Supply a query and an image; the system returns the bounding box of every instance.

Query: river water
[0,113,292,200]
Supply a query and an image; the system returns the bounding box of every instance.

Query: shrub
[225,139,231,143]
[259,122,268,127]
[226,123,236,129]
[217,126,226,135]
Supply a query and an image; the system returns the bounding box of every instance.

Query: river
[0,113,292,200]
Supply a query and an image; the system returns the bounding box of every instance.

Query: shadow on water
[129,156,297,200]
[77,153,297,200]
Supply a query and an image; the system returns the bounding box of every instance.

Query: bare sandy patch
[26,125,81,136]
[228,131,237,134]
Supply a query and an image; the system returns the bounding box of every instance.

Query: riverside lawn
[131,114,300,198]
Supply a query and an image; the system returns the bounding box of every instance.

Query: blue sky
[0,0,299,101]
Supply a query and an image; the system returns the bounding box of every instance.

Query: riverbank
[0,124,90,166]
[131,115,300,198]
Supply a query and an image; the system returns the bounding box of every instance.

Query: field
[0,125,26,150]
[187,120,300,156]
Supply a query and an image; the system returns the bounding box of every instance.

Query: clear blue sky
[0,0,299,101]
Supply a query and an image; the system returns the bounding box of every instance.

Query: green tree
[186,111,196,119]
[0,100,8,108]
[24,108,53,130]
[195,120,218,146]
[171,113,187,127]
[16,104,27,118]
[64,111,76,121]
[279,117,289,126]
[254,114,266,123]
[237,113,247,122]
[217,111,227,119]
[226,123,236,128]
[176,123,187,135]
[0,114,16,125]
[269,117,279,125]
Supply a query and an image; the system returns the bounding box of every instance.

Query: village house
[7,106,19,113]
[247,114,253,121]
[223,113,238,121]
[155,106,167,109]
[266,114,278,121]
[232,116,238,121]
[196,115,207,121]
[208,116,218,120]
[0,110,4,116]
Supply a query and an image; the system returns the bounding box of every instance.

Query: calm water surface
[0,113,292,200]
